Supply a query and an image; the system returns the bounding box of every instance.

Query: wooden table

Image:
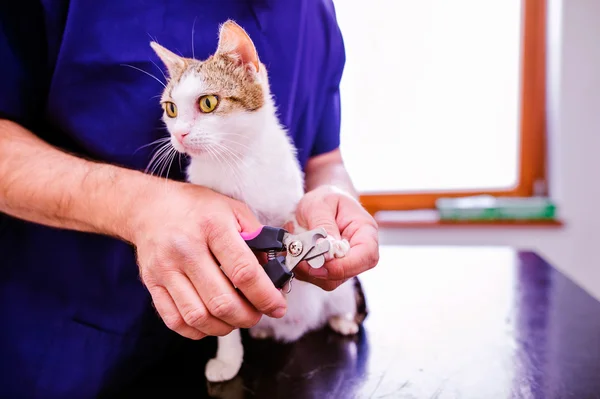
[123,246,600,398]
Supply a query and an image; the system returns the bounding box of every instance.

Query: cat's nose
[175,132,189,143]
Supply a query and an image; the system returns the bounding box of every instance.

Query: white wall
[378,0,600,300]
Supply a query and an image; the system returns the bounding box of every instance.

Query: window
[335,0,547,214]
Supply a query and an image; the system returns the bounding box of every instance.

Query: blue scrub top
[0,1,345,397]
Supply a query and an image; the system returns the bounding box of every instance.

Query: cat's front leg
[205,329,244,382]
[286,216,350,262]
[324,235,350,260]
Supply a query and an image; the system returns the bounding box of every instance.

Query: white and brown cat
[150,20,367,383]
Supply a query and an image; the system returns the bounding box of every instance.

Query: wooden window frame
[359,0,547,215]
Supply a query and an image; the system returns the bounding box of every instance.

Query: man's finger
[207,220,287,318]
[295,196,341,239]
[163,272,234,336]
[294,273,347,291]
[149,285,206,340]
[324,226,379,280]
[182,249,262,329]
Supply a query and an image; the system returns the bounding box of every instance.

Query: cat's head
[150,20,269,158]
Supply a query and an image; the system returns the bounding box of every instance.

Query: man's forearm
[0,119,157,243]
[304,149,358,198]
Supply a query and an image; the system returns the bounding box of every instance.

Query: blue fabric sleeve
[0,1,48,129]
[310,0,346,157]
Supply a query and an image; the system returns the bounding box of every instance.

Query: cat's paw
[328,315,359,336]
[326,236,350,259]
[249,326,273,340]
[205,358,242,383]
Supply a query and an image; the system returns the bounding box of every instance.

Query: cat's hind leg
[324,279,361,336]
[205,329,244,382]
[329,315,360,335]
[248,316,274,340]
[330,277,369,336]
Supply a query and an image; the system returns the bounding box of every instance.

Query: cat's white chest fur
[185,116,305,227]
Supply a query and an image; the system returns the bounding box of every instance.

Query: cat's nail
[309,267,329,278]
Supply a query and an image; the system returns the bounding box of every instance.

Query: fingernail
[270,307,286,318]
[309,267,329,278]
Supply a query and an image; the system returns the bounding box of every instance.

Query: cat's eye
[198,95,219,113]
[163,101,177,118]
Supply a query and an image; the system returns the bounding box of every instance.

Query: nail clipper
[240,226,331,292]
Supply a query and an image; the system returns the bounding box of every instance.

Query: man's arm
[303,148,358,198]
[291,1,379,289]
[294,148,379,290]
[0,118,152,243]
[0,118,287,337]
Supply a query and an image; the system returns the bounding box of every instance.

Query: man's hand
[291,149,379,291]
[0,119,286,341]
[129,184,287,340]
[292,185,379,290]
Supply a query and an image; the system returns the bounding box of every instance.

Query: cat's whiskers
[150,60,167,81]
[146,140,171,166]
[212,139,247,159]
[146,141,174,175]
[221,132,256,143]
[204,144,219,164]
[153,147,179,192]
[191,16,197,59]
[146,146,170,175]
[163,146,178,181]
[211,142,249,172]
[212,144,248,178]
[135,136,170,154]
[208,143,243,181]
[149,149,171,177]
[209,142,251,208]
[158,147,178,178]
[205,145,246,201]
[219,137,253,151]
[212,142,255,209]
[221,132,251,138]
[121,64,166,88]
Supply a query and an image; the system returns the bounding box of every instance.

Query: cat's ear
[150,41,188,77]
[215,20,260,73]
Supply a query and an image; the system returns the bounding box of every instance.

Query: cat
[149,20,367,383]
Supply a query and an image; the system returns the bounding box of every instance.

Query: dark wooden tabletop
[122,246,600,399]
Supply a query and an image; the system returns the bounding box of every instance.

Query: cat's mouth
[171,136,207,157]
[184,144,217,159]
[183,147,207,157]
[177,144,206,157]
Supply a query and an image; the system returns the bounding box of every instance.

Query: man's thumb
[296,200,341,239]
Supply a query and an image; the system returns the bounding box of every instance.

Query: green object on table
[436,195,557,221]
